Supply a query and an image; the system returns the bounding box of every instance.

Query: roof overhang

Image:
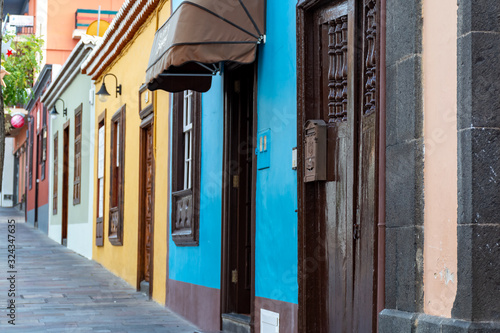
[145,0,265,93]
[42,36,98,110]
[25,64,52,112]
[81,0,160,80]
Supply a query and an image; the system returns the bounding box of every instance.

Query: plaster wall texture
[150,1,171,305]
[167,0,223,291]
[167,76,224,289]
[48,223,61,244]
[91,1,170,305]
[30,0,123,66]
[254,0,298,305]
[381,0,500,331]
[37,203,49,233]
[34,0,48,67]
[167,0,299,307]
[1,138,15,207]
[422,0,458,317]
[26,99,50,217]
[48,72,94,259]
[13,125,27,153]
[12,125,28,206]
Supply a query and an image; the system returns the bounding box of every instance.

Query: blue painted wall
[27,204,49,234]
[168,0,298,305]
[168,0,224,291]
[27,208,35,227]
[168,76,224,290]
[37,204,49,234]
[254,0,298,305]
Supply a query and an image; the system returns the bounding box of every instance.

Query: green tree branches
[2,33,44,107]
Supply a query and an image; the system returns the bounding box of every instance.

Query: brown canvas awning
[146,0,265,93]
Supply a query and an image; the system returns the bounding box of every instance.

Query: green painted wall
[48,70,94,258]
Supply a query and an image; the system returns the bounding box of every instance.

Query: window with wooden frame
[109,106,126,246]
[171,90,201,246]
[53,132,58,215]
[29,121,33,190]
[96,111,106,247]
[73,104,82,205]
[41,106,47,181]
[41,127,47,180]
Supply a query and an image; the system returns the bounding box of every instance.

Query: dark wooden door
[222,64,255,315]
[138,121,155,295]
[353,2,379,331]
[14,155,19,204]
[297,0,380,332]
[62,125,69,246]
[34,132,40,228]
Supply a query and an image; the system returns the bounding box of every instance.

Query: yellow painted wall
[92,0,170,305]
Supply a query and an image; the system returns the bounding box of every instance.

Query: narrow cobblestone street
[0,208,204,332]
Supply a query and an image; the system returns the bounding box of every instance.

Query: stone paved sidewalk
[0,210,203,332]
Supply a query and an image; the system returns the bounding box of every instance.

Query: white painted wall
[68,223,92,259]
[86,84,96,258]
[48,113,57,242]
[1,138,15,207]
[36,0,49,70]
[48,224,61,244]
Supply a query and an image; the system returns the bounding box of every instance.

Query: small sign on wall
[10,15,34,27]
[256,129,271,170]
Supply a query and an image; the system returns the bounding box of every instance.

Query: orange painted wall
[13,125,27,153]
[29,0,36,17]
[26,100,50,211]
[423,0,458,317]
[29,0,123,65]
[13,126,28,204]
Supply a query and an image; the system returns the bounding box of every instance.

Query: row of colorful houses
[9,0,500,332]
[7,0,123,222]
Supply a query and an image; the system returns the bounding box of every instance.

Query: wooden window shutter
[109,105,126,246]
[41,126,47,180]
[73,104,82,205]
[53,132,58,214]
[171,91,201,246]
[29,121,34,190]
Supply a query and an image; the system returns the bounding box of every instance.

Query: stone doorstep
[379,309,500,333]
[221,313,251,333]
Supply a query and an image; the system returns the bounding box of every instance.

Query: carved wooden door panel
[138,119,155,295]
[317,3,355,332]
[62,125,69,246]
[353,2,379,332]
[109,106,126,246]
[143,124,154,282]
[298,0,380,332]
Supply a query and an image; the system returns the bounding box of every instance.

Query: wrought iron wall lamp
[50,98,67,119]
[96,73,122,102]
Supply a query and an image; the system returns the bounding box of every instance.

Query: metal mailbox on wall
[304,119,326,182]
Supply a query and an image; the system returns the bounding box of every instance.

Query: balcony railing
[16,26,34,36]
[75,9,118,30]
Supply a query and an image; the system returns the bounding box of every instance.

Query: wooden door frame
[297,2,356,330]
[136,108,155,298]
[34,130,40,228]
[220,62,258,327]
[62,120,70,245]
[13,154,19,204]
[96,110,107,247]
[297,0,386,331]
